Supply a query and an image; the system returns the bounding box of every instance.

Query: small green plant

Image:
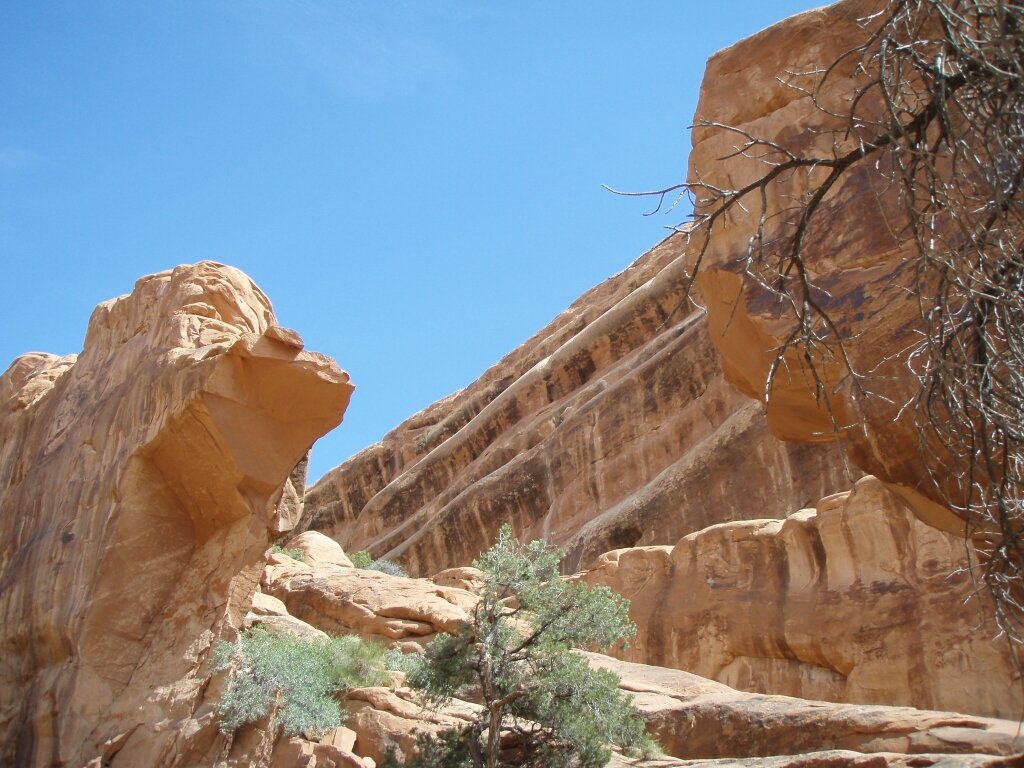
[351,549,408,577]
[350,550,373,569]
[400,524,658,768]
[270,544,305,562]
[212,628,388,738]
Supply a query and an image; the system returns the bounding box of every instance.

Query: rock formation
[260,540,476,650]
[685,0,977,523]
[2,0,1018,765]
[247,553,1024,768]
[580,476,1020,720]
[0,262,352,767]
[302,235,853,576]
[586,654,1023,762]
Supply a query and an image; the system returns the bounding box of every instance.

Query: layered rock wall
[303,237,853,575]
[0,263,352,767]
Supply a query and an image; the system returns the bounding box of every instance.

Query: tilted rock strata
[580,477,1019,720]
[304,235,853,576]
[0,262,352,767]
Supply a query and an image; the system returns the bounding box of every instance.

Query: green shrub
[212,628,388,737]
[350,550,373,569]
[365,558,408,578]
[400,524,659,768]
[270,544,305,562]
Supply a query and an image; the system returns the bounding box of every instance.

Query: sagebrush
[212,627,389,737]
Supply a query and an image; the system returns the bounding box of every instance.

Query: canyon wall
[0,263,352,767]
[580,475,1020,720]
[302,236,854,576]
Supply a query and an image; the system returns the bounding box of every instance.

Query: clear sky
[2,1,823,483]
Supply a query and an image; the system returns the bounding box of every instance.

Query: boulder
[588,653,1024,761]
[289,530,355,568]
[261,557,475,646]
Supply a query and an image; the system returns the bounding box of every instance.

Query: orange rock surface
[303,236,852,576]
[580,477,1020,720]
[686,0,958,509]
[0,262,352,767]
[247,561,1023,767]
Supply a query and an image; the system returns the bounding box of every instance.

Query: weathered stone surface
[580,477,1019,720]
[588,654,1024,761]
[430,566,485,594]
[269,736,369,768]
[289,530,355,568]
[261,556,476,646]
[344,686,480,766]
[0,262,352,767]
[685,0,960,511]
[609,750,1021,768]
[302,236,853,576]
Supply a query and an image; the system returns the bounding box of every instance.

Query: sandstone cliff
[0,263,352,767]
[302,235,853,576]
[686,0,975,525]
[580,476,1020,720]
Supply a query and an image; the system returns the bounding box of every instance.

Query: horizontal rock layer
[0,262,352,767]
[303,236,852,576]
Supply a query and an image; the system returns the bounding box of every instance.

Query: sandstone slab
[261,557,476,646]
[303,237,853,576]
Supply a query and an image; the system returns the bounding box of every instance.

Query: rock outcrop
[0,262,353,767]
[260,548,476,650]
[302,236,853,576]
[580,477,1020,720]
[247,555,1024,768]
[685,0,971,520]
[589,654,1023,762]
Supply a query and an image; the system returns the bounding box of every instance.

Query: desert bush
[365,558,408,578]
[351,549,408,577]
[350,550,373,569]
[269,544,305,562]
[212,627,388,738]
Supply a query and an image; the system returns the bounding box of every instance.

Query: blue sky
[1,1,822,482]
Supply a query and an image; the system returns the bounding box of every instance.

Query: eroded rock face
[686,0,959,511]
[247,555,1023,767]
[0,262,352,767]
[580,477,1020,720]
[302,237,853,576]
[260,552,475,649]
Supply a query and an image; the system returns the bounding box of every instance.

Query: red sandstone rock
[261,555,476,647]
[0,262,352,767]
[303,236,852,577]
[580,477,1019,720]
[686,0,968,516]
